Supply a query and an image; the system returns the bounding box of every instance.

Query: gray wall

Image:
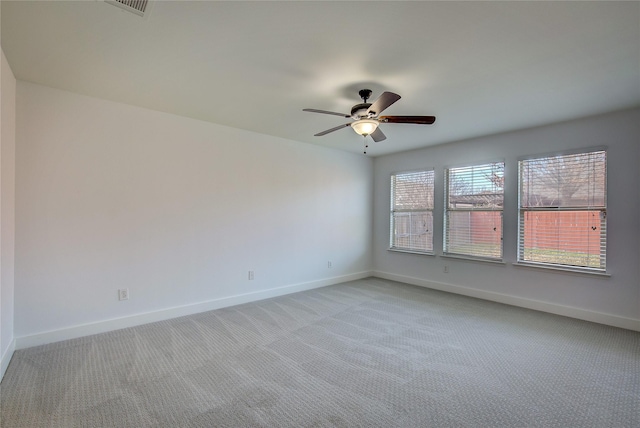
[1,49,17,378]
[373,108,640,329]
[5,80,639,370]
[14,82,373,347]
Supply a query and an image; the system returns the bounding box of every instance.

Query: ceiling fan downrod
[358,89,372,103]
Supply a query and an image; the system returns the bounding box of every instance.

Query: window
[444,162,504,260]
[518,150,606,271]
[390,170,434,253]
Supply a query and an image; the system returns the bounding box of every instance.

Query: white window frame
[390,169,435,254]
[517,149,607,273]
[444,161,504,261]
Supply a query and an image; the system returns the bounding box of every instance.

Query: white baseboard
[373,270,640,332]
[1,338,16,382]
[16,271,372,350]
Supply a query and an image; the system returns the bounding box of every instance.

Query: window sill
[440,254,505,265]
[388,248,435,257]
[512,262,610,277]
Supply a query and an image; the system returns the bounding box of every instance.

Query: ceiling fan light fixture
[351,119,378,136]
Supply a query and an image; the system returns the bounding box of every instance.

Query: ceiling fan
[303,89,436,146]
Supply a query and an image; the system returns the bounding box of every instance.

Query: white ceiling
[2,1,639,156]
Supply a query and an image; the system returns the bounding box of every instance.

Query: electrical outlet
[248,270,254,280]
[328,261,332,269]
[118,288,129,301]
[443,265,449,273]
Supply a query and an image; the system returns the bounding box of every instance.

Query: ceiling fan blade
[314,123,351,136]
[366,92,401,116]
[379,115,436,125]
[303,108,350,118]
[370,127,386,142]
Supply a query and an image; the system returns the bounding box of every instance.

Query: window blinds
[444,162,504,259]
[518,150,606,270]
[390,170,434,253]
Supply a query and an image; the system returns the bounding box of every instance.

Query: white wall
[9,79,639,356]
[373,108,640,330]
[15,82,373,346]
[1,49,17,378]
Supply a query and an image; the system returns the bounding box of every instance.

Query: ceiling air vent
[106,0,149,17]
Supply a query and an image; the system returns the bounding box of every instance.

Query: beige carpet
[1,278,639,427]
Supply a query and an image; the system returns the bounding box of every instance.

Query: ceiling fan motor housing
[351,103,372,119]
